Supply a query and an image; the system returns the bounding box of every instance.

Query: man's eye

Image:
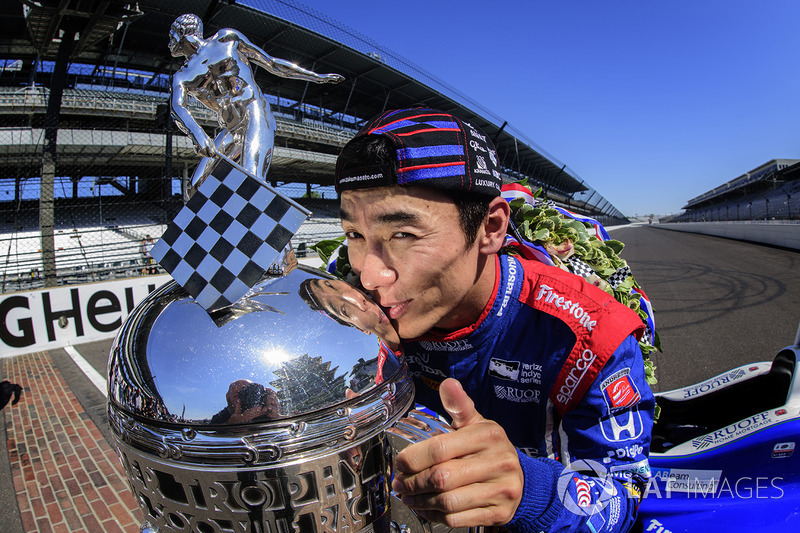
[340,305,349,318]
[344,231,363,240]
[393,232,414,239]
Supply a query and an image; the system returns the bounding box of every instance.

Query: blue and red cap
[335,108,503,197]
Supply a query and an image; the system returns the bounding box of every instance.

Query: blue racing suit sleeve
[505,335,655,533]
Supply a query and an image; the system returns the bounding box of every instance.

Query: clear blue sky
[294,0,799,216]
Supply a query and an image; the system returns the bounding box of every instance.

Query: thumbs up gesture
[392,378,524,528]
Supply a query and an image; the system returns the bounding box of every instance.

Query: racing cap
[334,108,503,197]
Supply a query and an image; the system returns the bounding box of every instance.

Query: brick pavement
[3,351,144,532]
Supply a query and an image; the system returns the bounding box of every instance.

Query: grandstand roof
[1,0,626,220]
[684,159,800,209]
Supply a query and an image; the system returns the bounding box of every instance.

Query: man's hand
[392,378,524,528]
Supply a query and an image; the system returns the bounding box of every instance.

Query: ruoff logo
[691,412,771,449]
[494,385,540,403]
[682,368,747,399]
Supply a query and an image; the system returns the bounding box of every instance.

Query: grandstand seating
[676,162,800,223]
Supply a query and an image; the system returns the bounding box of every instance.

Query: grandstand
[674,159,800,222]
[1,0,630,292]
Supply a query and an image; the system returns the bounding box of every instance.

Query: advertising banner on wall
[1,275,171,357]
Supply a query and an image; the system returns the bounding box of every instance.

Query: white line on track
[63,345,107,398]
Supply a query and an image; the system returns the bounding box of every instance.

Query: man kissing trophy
[107,14,464,533]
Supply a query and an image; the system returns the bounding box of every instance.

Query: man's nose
[358,248,396,291]
[341,288,368,311]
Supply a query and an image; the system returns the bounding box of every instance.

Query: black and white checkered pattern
[606,265,632,289]
[640,326,653,346]
[565,256,596,279]
[150,161,308,311]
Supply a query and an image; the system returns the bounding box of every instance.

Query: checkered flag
[564,256,596,279]
[606,265,632,289]
[150,161,308,311]
[640,326,653,346]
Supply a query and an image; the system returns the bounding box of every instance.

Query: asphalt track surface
[1,224,799,532]
[611,225,800,393]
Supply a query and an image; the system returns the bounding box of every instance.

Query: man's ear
[477,197,510,255]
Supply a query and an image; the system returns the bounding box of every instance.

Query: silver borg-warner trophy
[107,14,478,533]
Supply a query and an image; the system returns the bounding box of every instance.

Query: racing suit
[402,251,655,533]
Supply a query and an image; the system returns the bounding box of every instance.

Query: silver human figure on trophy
[168,13,344,188]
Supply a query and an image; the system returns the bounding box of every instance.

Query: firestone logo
[535,284,597,331]
[556,349,597,405]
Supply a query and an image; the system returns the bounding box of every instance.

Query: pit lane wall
[1,275,171,357]
[653,222,800,252]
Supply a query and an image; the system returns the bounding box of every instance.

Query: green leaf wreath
[505,182,659,385]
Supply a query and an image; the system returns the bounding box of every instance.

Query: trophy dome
[107,264,414,532]
[108,264,408,425]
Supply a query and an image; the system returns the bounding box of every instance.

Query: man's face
[309,279,397,342]
[340,186,491,340]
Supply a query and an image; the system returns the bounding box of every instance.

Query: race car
[636,324,800,532]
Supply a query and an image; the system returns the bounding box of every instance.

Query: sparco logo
[494,385,540,403]
[535,284,597,331]
[556,349,597,405]
[417,339,472,352]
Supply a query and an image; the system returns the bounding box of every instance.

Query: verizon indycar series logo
[488,358,520,381]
